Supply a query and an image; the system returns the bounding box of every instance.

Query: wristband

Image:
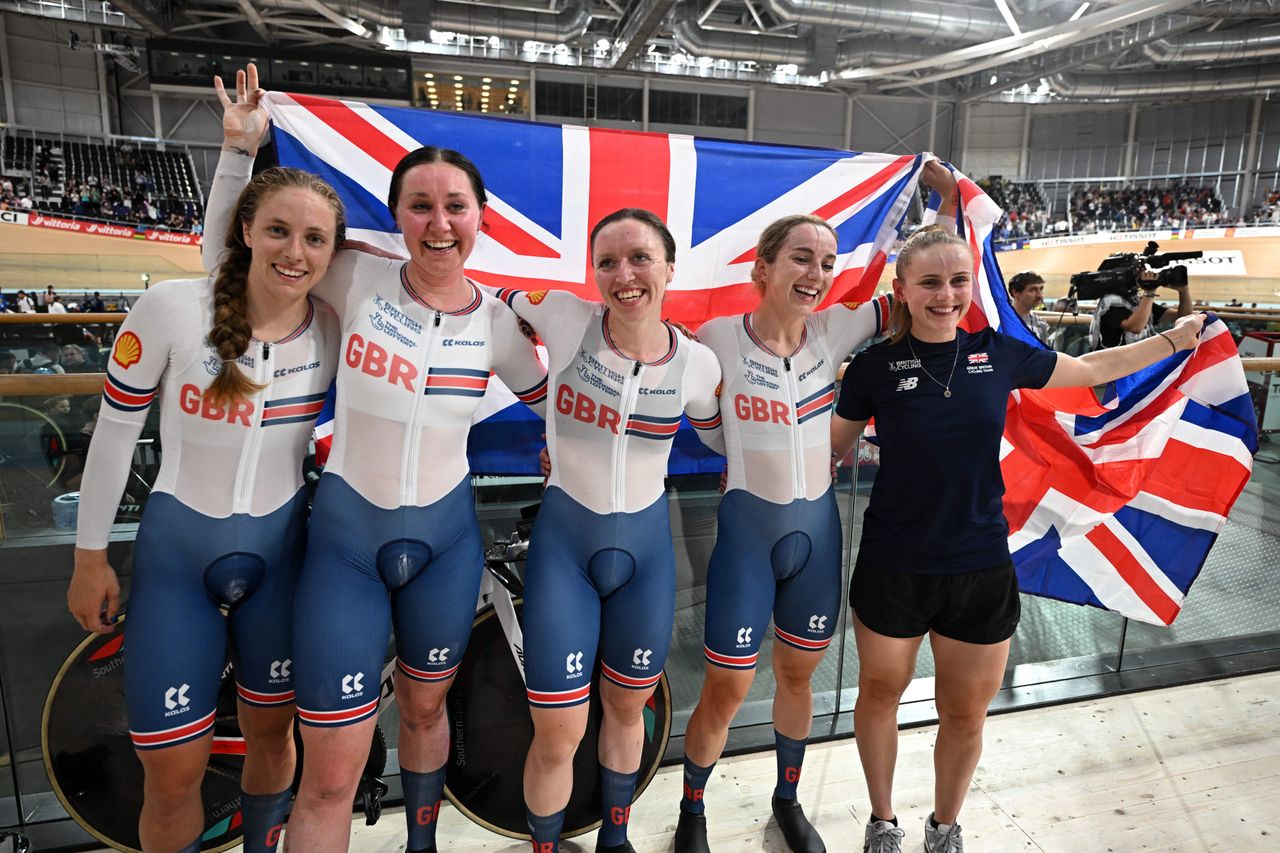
[1158,331,1177,354]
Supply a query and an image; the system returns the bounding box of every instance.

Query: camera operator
[1089,269,1192,350]
[1008,271,1050,343]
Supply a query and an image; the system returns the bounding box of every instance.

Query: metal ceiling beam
[612,0,677,68]
[97,0,171,35]
[237,0,275,42]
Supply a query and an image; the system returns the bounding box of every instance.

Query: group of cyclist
[65,64,1205,853]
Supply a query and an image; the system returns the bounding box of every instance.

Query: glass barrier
[1,315,1278,845]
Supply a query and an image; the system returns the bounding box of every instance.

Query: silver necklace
[906,334,960,398]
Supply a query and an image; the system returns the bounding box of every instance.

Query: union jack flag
[934,163,1258,625]
[265,92,922,474]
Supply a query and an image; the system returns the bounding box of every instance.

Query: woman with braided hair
[69,157,345,853]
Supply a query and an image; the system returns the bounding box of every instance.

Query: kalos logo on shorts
[112,332,143,368]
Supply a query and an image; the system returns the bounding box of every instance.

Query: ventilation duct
[759,0,1008,44]
[249,0,591,42]
[669,2,813,64]
[835,38,938,70]
[1048,64,1280,97]
[1142,27,1280,62]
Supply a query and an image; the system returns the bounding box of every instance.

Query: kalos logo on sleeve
[112,332,143,369]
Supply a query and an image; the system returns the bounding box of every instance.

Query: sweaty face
[394,162,483,282]
[591,218,674,322]
[242,186,338,300]
[756,223,837,316]
[893,243,974,343]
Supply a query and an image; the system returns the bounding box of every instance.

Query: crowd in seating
[1,134,203,232]
[980,177,1053,240]
[1070,183,1223,231]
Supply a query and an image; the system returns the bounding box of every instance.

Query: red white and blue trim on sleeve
[513,374,549,406]
[687,411,722,431]
[103,373,159,413]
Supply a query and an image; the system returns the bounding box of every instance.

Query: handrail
[0,373,106,395]
[0,313,126,325]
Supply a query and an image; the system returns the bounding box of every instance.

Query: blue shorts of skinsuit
[521,486,674,708]
[702,487,842,670]
[125,489,307,750]
[292,473,483,727]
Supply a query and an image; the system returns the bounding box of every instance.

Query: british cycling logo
[576,350,623,397]
[370,293,421,348]
[203,350,255,376]
[742,356,780,390]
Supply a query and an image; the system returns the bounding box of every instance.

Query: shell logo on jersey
[841,301,862,311]
[714,381,722,397]
[527,291,549,305]
[112,332,143,369]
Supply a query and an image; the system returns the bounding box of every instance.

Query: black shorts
[850,559,1020,645]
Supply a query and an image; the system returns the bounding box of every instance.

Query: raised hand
[214,63,270,155]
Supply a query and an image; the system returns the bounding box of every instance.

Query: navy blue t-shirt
[836,327,1058,574]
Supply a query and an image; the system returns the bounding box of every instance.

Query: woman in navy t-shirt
[831,224,1203,853]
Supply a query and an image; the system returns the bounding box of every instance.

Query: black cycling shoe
[771,795,826,853]
[674,809,711,853]
[595,842,636,853]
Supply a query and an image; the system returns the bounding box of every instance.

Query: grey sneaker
[923,813,964,853]
[863,819,905,853]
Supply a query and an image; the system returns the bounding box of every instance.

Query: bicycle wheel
[444,601,672,839]
[0,402,67,530]
[40,617,246,852]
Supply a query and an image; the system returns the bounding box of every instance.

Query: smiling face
[591,217,674,323]
[892,243,973,342]
[394,162,483,284]
[242,186,338,300]
[755,222,837,318]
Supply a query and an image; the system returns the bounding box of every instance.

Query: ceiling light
[596,38,610,51]
[1070,2,1090,21]
[487,36,499,46]
[554,43,569,55]
[482,77,491,83]
[990,74,999,85]
[453,75,463,81]
[482,84,490,91]
[510,79,520,85]
[424,72,433,78]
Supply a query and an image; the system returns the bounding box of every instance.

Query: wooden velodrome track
[2,222,1279,305]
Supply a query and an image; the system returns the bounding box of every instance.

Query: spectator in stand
[60,343,96,373]
[32,343,66,374]
[15,290,34,313]
[0,351,16,373]
[48,295,68,314]
[84,291,106,313]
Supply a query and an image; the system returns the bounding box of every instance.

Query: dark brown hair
[752,214,838,291]
[887,225,971,343]
[387,146,488,215]
[589,208,676,264]
[205,167,345,407]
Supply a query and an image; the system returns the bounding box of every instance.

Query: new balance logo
[736,627,753,646]
[428,647,451,664]
[633,648,652,667]
[808,614,828,632]
[164,684,190,711]
[566,651,584,675]
[269,659,291,680]
[895,376,919,392]
[341,673,364,695]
